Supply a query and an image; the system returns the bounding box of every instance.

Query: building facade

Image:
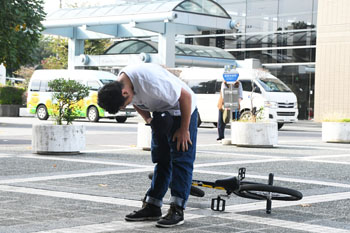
[184,0,318,120]
[314,0,350,121]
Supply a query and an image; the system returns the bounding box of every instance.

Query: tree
[41,37,112,69]
[0,0,46,76]
[48,78,89,125]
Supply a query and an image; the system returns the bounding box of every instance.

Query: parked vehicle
[27,69,135,123]
[177,65,298,129]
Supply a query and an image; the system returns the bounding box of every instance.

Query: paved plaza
[0,117,350,233]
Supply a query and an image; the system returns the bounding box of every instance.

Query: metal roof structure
[90,39,235,68]
[42,0,236,69]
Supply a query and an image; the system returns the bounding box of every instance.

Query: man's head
[98,81,128,114]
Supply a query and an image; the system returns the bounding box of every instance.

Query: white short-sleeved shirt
[120,63,197,116]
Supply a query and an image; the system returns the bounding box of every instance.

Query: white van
[177,66,298,129]
[27,69,135,123]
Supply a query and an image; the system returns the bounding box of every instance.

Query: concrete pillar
[68,28,84,70]
[158,23,175,68]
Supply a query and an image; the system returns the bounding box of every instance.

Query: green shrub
[0,86,25,105]
[48,78,89,125]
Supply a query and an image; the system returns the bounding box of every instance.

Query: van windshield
[257,78,291,92]
[100,79,115,85]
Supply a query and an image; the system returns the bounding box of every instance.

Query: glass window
[30,80,41,91]
[246,0,278,33]
[278,0,314,31]
[99,79,115,85]
[187,79,217,94]
[240,80,253,92]
[39,80,50,92]
[257,78,291,92]
[217,0,246,33]
[312,0,318,27]
[105,40,157,55]
[175,0,230,18]
[87,81,101,91]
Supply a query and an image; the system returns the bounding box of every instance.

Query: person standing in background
[217,80,243,141]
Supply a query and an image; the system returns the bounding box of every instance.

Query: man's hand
[172,127,192,152]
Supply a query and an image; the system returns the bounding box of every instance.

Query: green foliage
[41,37,69,69]
[0,86,25,105]
[0,0,46,75]
[41,37,112,69]
[85,39,113,55]
[48,78,89,125]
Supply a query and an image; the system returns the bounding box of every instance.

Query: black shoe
[156,203,184,228]
[125,203,161,221]
[217,137,224,141]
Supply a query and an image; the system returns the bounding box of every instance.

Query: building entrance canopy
[42,0,236,69]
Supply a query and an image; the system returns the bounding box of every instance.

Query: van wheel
[37,105,49,120]
[278,123,284,130]
[197,113,202,127]
[87,106,99,122]
[240,111,253,121]
[116,116,127,123]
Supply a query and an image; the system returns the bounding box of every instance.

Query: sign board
[223,73,239,82]
[223,85,239,110]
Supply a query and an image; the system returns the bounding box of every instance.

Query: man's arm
[133,105,152,124]
[172,88,192,152]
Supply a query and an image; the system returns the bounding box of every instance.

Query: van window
[257,78,291,92]
[100,79,115,85]
[39,80,50,92]
[240,80,261,93]
[240,80,252,92]
[187,79,218,94]
[30,80,41,91]
[87,80,101,91]
[215,81,222,93]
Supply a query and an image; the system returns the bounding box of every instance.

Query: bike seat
[215,177,239,192]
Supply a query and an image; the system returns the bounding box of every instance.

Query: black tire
[240,110,253,121]
[278,123,284,130]
[213,122,218,127]
[116,116,127,123]
[36,105,49,120]
[87,106,99,122]
[234,183,302,201]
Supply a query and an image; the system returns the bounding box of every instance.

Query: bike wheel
[234,183,302,201]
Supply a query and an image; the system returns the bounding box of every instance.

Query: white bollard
[137,122,152,151]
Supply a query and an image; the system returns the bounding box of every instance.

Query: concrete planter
[0,104,22,117]
[231,121,278,147]
[322,122,350,143]
[32,124,86,155]
[137,122,152,151]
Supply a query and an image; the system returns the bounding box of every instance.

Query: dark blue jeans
[145,109,198,209]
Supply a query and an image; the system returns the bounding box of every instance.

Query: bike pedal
[238,167,246,180]
[211,196,226,211]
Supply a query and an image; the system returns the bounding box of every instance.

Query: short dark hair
[98,81,127,114]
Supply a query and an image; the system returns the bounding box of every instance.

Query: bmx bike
[148,167,303,214]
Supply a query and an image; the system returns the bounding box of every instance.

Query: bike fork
[266,173,274,214]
